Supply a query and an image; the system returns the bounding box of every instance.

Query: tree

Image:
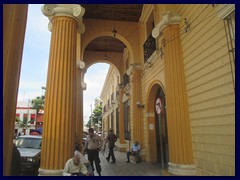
[86,105,103,129]
[15,116,34,129]
[31,86,46,113]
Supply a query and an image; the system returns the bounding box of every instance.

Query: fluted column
[3,4,28,176]
[39,4,85,175]
[153,12,195,175]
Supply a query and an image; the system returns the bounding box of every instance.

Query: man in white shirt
[62,151,89,176]
[126,141,141,163]
[83,128,103,176]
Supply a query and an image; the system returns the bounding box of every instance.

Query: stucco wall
[177,4,235,176]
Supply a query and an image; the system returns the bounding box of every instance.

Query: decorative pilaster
[154,12,195,175]
[76,68,84,146]
[39,4,85,175]
[75,30,85,147]
[118,88,125,145]
[129,65,144,147]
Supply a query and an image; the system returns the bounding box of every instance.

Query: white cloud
[27,4,50,34]
[83,63,109,118]
[17,79,46,101]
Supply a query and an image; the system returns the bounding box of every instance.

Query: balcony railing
[143,34,156,63]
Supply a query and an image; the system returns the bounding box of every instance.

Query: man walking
[104,128,117,163]
[83,128,103,176]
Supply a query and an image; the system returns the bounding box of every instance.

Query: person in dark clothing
[104,129,117,163]
[11,142,22,176]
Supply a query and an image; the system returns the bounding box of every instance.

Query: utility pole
[90,104,93,128]
[27,99,30,135]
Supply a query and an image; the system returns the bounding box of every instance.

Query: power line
[147,4,231,63]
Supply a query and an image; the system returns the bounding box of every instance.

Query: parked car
[15,135,42,175]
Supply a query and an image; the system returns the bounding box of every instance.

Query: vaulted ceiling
[82,4,143,53]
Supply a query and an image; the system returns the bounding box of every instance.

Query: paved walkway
[93,150,167,176]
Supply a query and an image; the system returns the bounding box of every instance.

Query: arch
[145,80,168,165]
[82,31,134,65]
[83,61,121,85]
[145,80,166,113]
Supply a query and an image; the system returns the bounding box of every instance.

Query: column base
[38,168,63,176]
[116,141,127,152]
[168,162,196,176]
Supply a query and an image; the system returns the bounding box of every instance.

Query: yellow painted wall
[139,4,235,176]
[100,66,120,133]
[175,4,235,176]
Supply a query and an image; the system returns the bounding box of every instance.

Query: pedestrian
[62,151,89,176]
[126,141,141,163]
[83,128,103,176]
[104,128,117,163]
[11,141,22,176]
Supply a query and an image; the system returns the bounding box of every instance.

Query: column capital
[152,12,181,38]
[41,4,85,33]
[126,63,142,76]
[77,60,85,70]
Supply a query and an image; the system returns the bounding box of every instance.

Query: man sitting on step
[126,141,141,163]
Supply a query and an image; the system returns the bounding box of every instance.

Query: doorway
[154,87,169,168]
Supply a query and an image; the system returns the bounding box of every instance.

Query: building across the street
[15,101,37,136]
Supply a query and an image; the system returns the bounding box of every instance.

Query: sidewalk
[96,150,167,176]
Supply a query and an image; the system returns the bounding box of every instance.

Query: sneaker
[126,160,130,163]
[106,157,110,162]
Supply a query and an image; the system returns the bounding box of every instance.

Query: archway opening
[154,87,169,168]
[147,83,169,168]
[83,63,110,133]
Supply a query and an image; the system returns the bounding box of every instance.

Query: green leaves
[15,116,33,128]
[86,105,103,128]
[31,87,46,113]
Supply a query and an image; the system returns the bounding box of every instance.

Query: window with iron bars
[224,10,235,91]
[143,34,156,63]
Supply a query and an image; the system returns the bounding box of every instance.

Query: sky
[17,4,109,123]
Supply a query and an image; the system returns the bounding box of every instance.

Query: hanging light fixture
[112,7,117,38]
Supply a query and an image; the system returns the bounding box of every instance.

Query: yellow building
[3,4,235,176]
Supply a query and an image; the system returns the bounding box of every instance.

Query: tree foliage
[86,105,103,129]
[15,116,34,128]
[31,87,46,113]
